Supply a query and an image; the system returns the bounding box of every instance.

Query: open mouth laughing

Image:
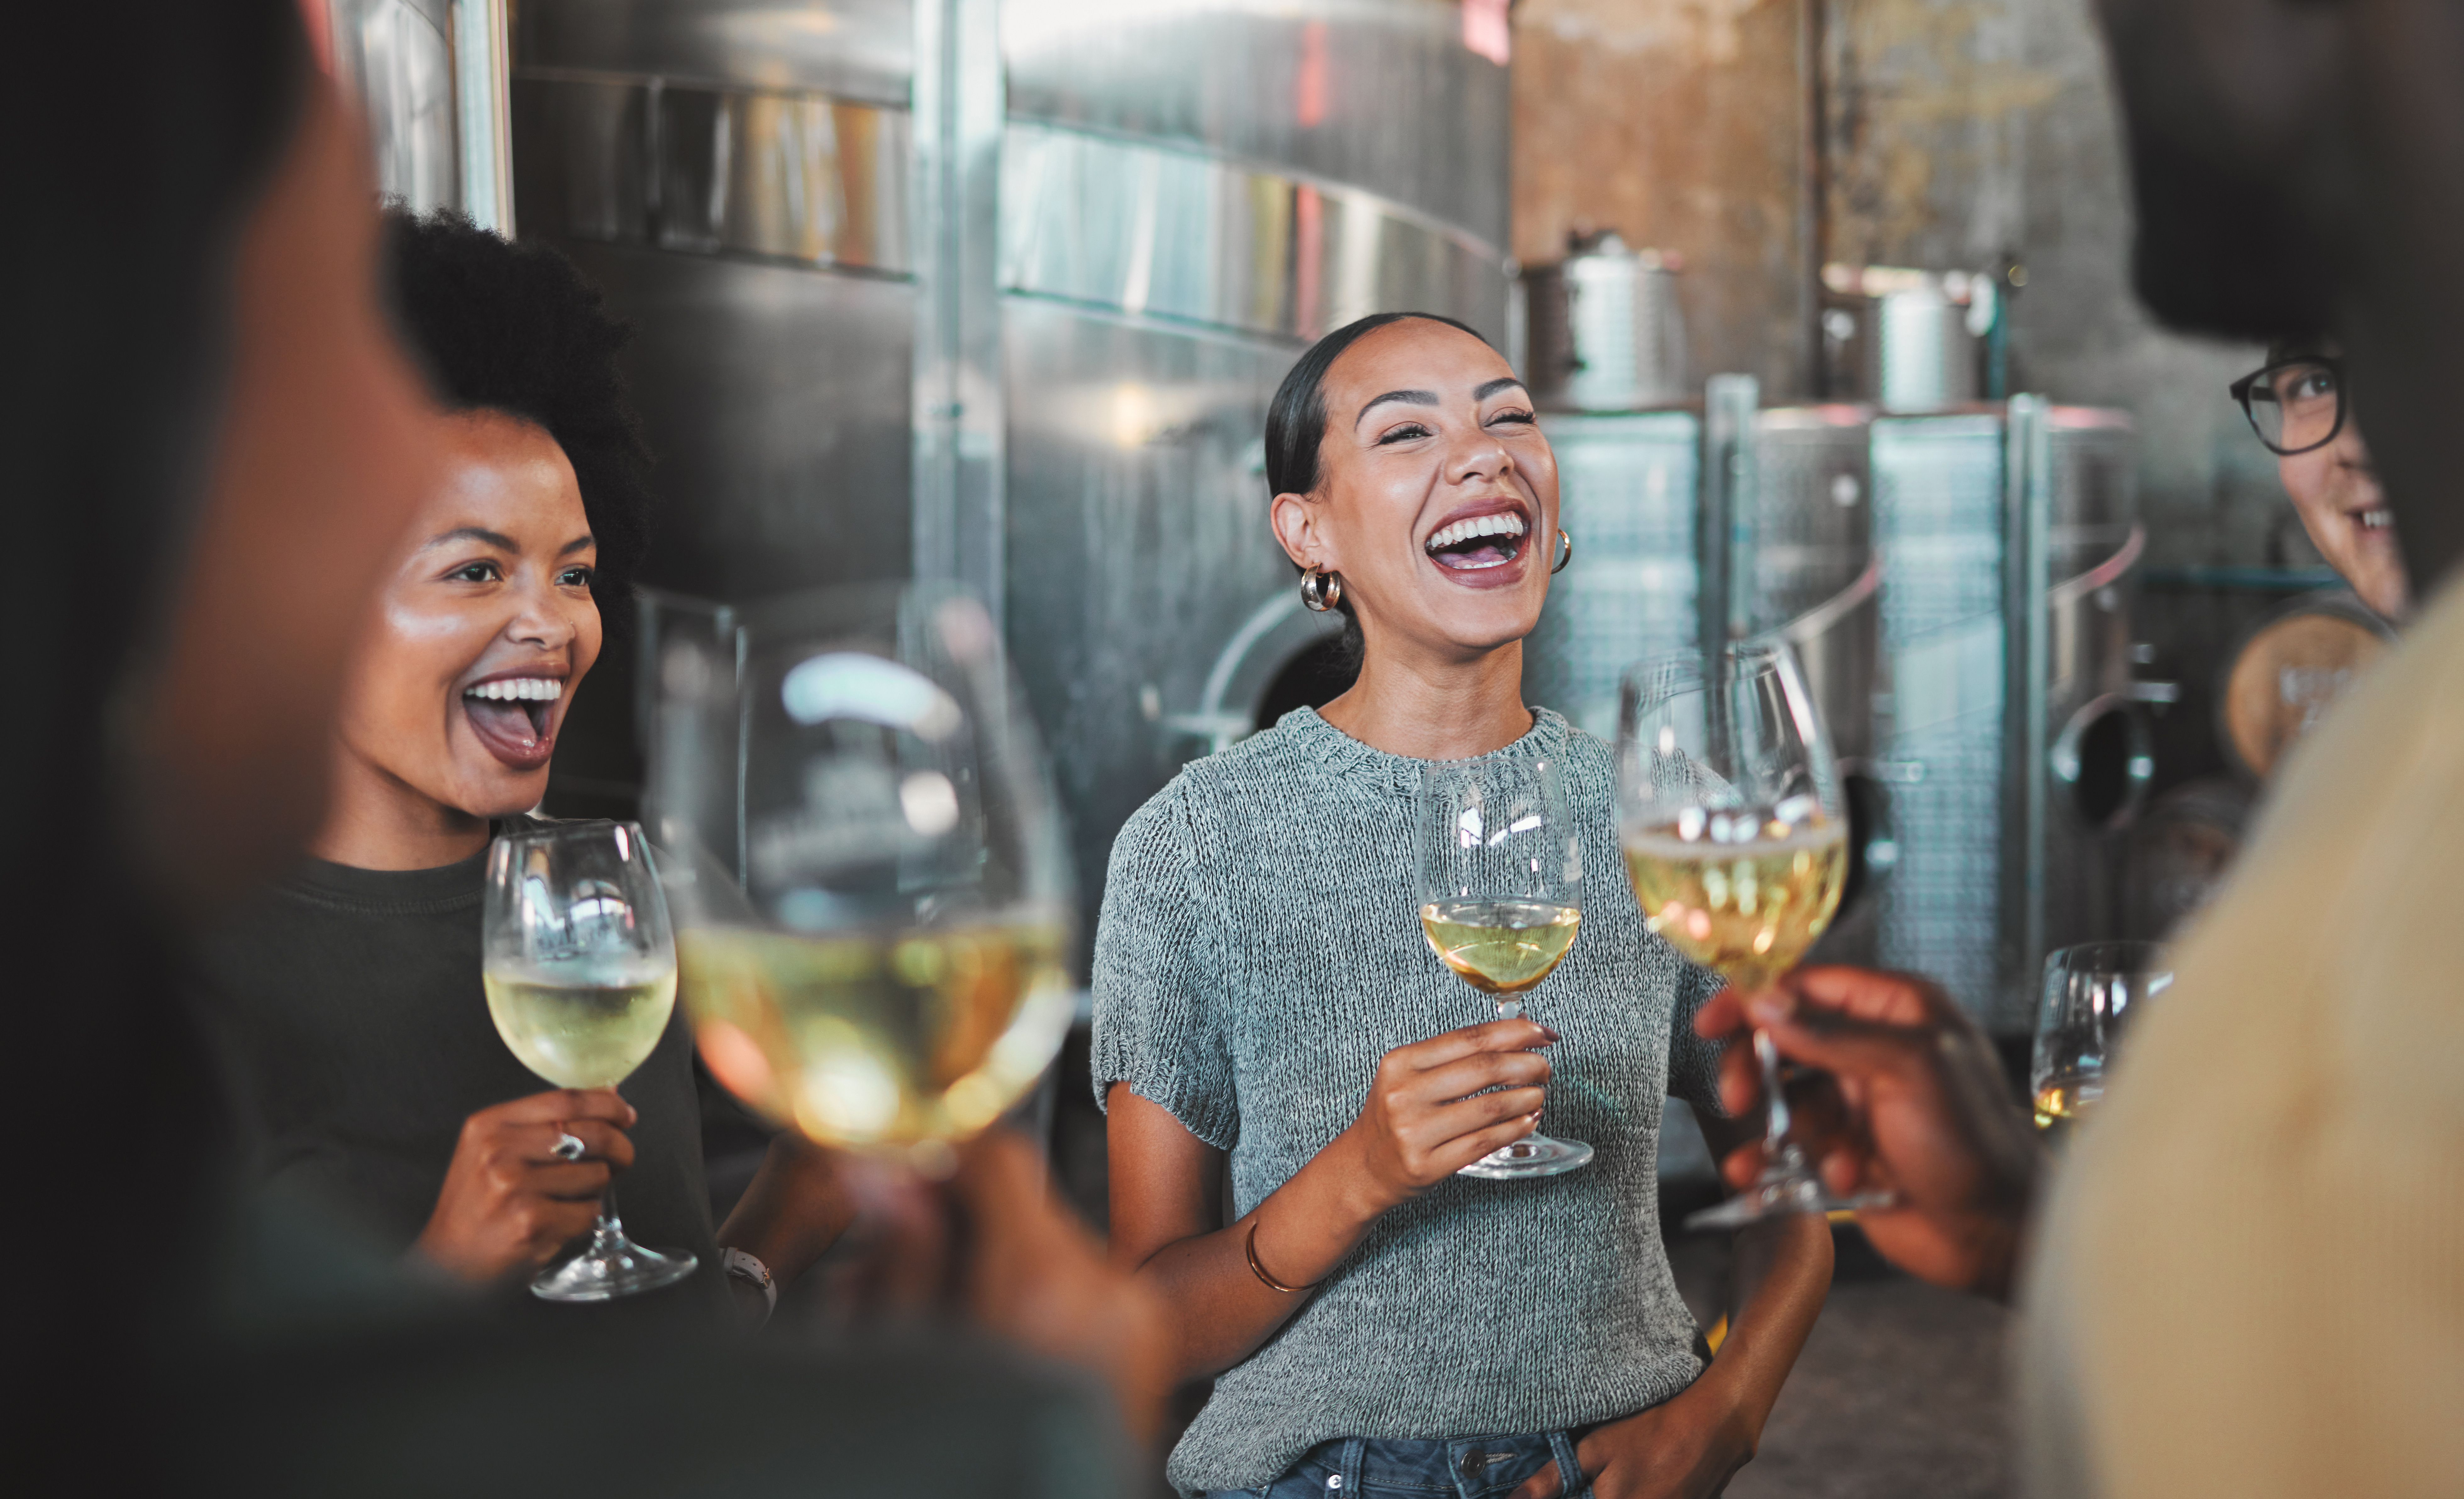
[1424,501,1530,573]
[461,672,565,771]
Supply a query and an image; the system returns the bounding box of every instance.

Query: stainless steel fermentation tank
[1525,383,2144,1029]
[320,0,516,229]
[1523,376,1882,964]
[504,1,1512,939]
[1869,401,2147,1030]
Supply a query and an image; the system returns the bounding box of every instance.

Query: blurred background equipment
[498,0,1511,954]
[2217,591,2395,783]
[1868,398,2146,1032]
[319,0,514,229]
[1523,230,1688,411]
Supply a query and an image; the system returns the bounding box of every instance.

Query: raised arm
[1106,1016,1557,1383]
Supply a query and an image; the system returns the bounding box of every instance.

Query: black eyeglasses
[2229,356,2346,456]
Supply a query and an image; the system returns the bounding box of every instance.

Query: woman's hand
[412,1087,635,1283]
[1507,1375,1757,1499]
[1334,1016,1558,1213]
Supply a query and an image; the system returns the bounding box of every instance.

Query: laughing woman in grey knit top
[1094,313,1833,1499]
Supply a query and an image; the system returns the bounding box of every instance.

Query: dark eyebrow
[1356,389,1440,426]
[419,526,518,552]
[559,534,595,556]
[1476,377,1528,401]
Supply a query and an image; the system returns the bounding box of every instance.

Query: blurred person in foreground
[187,207,845,1321]
[1695,4,2464,1495]
[7,2,1156,1490]
[2230,344,2410,621]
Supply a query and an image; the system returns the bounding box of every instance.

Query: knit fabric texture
[1092,707,1727,1496]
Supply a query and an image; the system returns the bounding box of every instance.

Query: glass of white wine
[2031,940,2170,1140]
[647,583,1075,1174]
[1616,639,1885,1229]
[1417,753,1594,1179]
[481,819,696,1302]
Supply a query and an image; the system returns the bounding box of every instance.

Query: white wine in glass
[1616,641,1884,1229]
[650,584,1076,1173]
[481,820,697,1302]
[1417,754,1593,1180]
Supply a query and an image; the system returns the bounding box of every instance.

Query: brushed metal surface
[1001,298,1296,924]
[553,240,914,603]
[1004,0,1508,247]
[1523,236,1688,411]
[330,0,462,212]
[515,0,913,105]
[513,73,911,271]
[1525,410,1700,740]
[1004,124,1509,343]
[1869,403,2140,1029]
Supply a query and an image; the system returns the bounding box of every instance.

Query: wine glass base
[1683,1169,1894,1231]
[530,1240,699,1303]
[1457,1132,1594,1180]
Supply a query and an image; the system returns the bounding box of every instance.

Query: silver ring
[551,1132,587,1162]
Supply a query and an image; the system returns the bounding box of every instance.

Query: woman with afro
[188,209,844,1323]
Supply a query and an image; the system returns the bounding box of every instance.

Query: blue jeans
[1208,1431,1590,1499]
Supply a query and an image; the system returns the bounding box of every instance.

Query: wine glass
[481,819,697,1301]
[2031,940,2171,1139]
[646,583,1075,1176]
[1615,639,1886,1229]
[1416,753,1594,1179]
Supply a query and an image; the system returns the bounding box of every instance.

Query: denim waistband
[1267,1429,1589,1498]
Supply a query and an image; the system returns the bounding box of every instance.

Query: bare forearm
[716,1134,855,1288]
[1136,1127,1391,1380]
[1699,1214,1832,1434]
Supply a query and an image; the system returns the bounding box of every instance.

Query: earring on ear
[1300,568,1344,613]
[1553,530,1575,574]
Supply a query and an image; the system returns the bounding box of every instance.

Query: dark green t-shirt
[188,824,728,1323]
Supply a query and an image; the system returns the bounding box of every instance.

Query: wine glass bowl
[650,584,1075,1172]
[1615,640,1879,1229]
[1416,753,1594,1180]
[481,819,696,1302]
[2032,940,2171,1137]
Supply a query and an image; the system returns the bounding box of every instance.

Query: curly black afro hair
[381,207,655,625]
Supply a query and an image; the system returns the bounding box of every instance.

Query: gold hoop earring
[1299,568,1344,613]
[1553,530,1574,574]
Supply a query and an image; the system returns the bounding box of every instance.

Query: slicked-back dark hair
[381,208,654,626]
[1265,311,1491,501]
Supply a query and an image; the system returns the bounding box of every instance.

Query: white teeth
[2359,509,2393,531]
[464,677,562,702]
[1425,511,1527,552]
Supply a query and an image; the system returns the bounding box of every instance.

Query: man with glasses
[2232,346,2408,620]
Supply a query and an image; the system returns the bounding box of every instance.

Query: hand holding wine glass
[1416,753,1592,1179]
[480,818,696,1301]
[1616,640,1880,1229]
[1693,967,2041,1298]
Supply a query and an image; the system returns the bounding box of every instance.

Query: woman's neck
[1315,633,1533,761]
[306,742,497,871]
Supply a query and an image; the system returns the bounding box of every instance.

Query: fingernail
[1747,992,1792,1025]
[1540,1025,1561,1043]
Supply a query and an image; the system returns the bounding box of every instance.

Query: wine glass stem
[591,1183,627,1253]
[1754,1027,1793,1156]
[1495,996,1523,1021]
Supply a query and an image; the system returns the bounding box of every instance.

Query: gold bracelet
[1244,1220,1321,1294]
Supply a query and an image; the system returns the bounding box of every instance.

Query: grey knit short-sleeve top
[1091,707,1729,1496]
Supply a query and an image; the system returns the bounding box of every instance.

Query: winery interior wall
[1511,0,2314,789]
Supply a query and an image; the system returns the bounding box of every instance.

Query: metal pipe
[2002,394,2054,1008]
[910,0,1006,618]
